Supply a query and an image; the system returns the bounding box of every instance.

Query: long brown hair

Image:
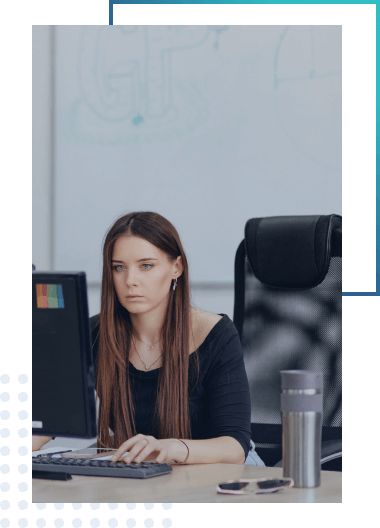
[95,212,197,448]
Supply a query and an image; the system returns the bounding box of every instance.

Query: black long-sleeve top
[90,313,252,459]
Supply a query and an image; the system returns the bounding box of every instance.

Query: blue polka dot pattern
[7,374,172,528]
[23,504,170,527]
[28,500,173,527]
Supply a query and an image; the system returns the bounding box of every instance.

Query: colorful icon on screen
[36,284,64,308]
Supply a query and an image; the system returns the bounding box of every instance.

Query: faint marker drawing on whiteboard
[69,26,229,144]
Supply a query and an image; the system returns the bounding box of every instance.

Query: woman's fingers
[124,442,157,464]
[111,435,150,462]
[111,435,167,464]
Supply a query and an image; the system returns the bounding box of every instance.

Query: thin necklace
[131,334,162,371]
[134,334,160,352]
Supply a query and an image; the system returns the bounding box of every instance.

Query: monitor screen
[32,271,97,438]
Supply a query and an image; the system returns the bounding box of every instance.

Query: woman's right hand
[32,435,52,452]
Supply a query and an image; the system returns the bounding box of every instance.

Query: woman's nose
[125,269,138,286]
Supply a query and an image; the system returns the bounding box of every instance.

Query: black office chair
[233,215,342,470]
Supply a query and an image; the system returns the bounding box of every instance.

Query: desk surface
[33,464,341,503]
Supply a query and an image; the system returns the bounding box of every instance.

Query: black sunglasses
[217,477,294,495]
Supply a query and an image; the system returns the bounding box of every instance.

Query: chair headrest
[244,215,342,289]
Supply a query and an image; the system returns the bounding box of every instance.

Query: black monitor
[32,271,97,438]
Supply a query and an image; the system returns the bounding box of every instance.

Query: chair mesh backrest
[241,255,342,428]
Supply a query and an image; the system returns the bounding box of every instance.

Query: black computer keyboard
[32,456,173,479]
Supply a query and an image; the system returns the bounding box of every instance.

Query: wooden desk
[33,464,341,503]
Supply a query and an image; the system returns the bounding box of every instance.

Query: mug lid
[280,370,323,390]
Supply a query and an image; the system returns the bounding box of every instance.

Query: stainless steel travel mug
[280,370,323,488]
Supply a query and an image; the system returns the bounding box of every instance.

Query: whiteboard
[54,25,342,283]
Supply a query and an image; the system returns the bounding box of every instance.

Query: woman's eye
[113,264,153,271]
[141,264,152,270]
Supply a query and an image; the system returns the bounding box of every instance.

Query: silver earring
[173,278,178,291]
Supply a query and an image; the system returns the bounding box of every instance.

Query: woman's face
[111,235,182,315]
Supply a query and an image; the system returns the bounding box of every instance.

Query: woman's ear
[173,256,183,278]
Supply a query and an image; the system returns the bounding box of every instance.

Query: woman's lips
[127,296,142,299]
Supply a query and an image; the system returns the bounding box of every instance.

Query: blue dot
[18,447,28,456]
[0,411,10,420]
[18,519,28,528]
[0,501,10,510]
[18,482,28,492]
[54,504,64,510]
[36,504,46,510]
[72,520,82,528]
[162,504,172,510]
[108,520,118,528]
[144,504,154,510]
[126,504,136,510]
[162,520,172,528]
[54,519,64,528]
[18,500,28,510]
[0,519,10,528]
[0,429,10,438]
[18,429,28,438]
[18,464,28,474]
[0,394,10,403]
[18,411,28,420]
[0,464,11,475]
[18,393,28,402]
[72,504,82,510]
[0,483,10,492]
[18,375,28,384]
[90,520,100,528]
[0,375,10,384]
[36,520,46,528]
[90,504,100,510]
[144,519,154,528]
[132,115,144,126]
[108,503,118,510]
[0,447,10,456]
[126,521,136,528]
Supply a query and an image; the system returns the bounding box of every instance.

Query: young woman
[33,212,264,466]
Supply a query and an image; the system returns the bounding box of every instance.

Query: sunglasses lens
[219,482,250,491]
[256,479,289,490]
